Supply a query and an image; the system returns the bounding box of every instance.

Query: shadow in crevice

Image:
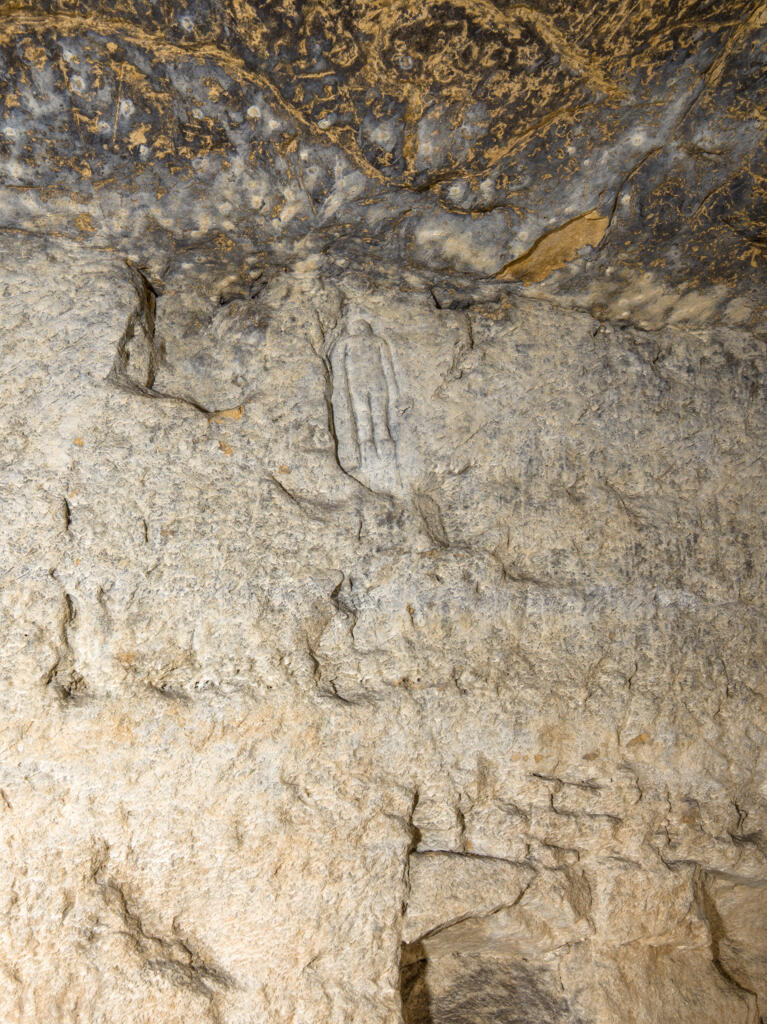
[399,939,585,1024]
[400,941,432,1024]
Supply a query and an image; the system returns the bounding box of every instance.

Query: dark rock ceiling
[0,0,765,328]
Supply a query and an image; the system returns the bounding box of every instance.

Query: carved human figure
[329,318,404,495]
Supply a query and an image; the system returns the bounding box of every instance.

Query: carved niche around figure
[328,317,407,497]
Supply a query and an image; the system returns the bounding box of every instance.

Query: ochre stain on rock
[212,406,245,423]
[74,213,95,233]
[495,210,609,284]
[0,1,763,312]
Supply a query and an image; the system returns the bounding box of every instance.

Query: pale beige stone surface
[0,236,765,1022]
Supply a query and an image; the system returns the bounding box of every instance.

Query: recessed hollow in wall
[399,940,583,1024]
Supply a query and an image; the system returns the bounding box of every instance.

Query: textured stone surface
[1,2,767,1021]
[0,234,765,1022]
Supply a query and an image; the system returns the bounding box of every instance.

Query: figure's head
[348,317,373,336]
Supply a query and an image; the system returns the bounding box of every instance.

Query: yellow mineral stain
[73,437,84,447]
[74,212,95,233]
[627,732,651,747]
[127,123,149,147]
[495,210,609,284]
[212,405,244,423]
[0,3,626,191]
[219,441,234,455]
[23,41,47,68]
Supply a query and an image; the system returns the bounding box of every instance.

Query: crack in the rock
[401,789,422,918]
[107,262,213,416]
[412,849,533,869]
[693,868,761,1015]
[44,583,87,704]
[406,882,535,947]
[530,772,603,792]
[598,146,664,246]
[92,852,235,1010]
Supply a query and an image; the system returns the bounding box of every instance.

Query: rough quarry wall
[0,3,766,1024]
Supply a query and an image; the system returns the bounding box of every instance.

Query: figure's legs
[355,386,377,466]
[369,382,393,450]
[336,339,372,470]
[378,339,402,438]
